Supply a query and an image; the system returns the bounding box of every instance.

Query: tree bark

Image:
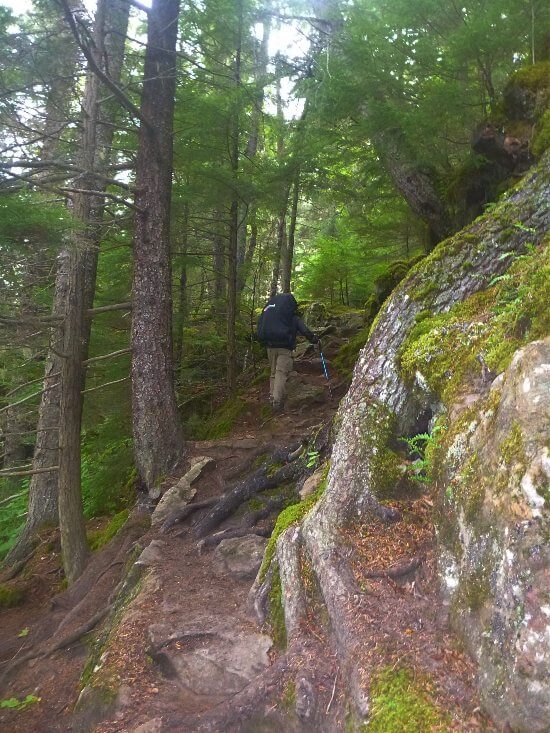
[373,126,452,245]
[131,0,183,493]
[281,172,300,293]
[226,0,242,393]
[173,202,189,373]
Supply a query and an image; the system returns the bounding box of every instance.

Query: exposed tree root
[194,442,305,538]
[160,497,219,534]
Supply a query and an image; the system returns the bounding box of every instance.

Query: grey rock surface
[213,534,268,579]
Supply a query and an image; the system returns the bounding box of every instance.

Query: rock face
[435,339,549,732]
[265,152,550,731]
[213,535,268,579]
[148,621,272,696]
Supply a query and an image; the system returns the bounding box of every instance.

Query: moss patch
[268,565,287,649]
[0,583,25,609]
[399,238,550,406]
[334,326,371,378]
[258,465,329,582]
[365,667,449,732]
[87,509,130,552]
[194,396,246,440]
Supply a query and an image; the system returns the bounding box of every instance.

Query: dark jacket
[257,294,318,350]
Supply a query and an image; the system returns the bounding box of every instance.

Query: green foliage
[0,583,25,609]
[532,109,550,157]
[401,425,445,484]
[365,668,449,732]
[87,510,130,552]
[81,422,135,518]
[0,486,29,561]
[0,695,40,710]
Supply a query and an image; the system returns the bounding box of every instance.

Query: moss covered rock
[435,338,550,732]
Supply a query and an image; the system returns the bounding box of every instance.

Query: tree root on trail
[198,523,275,552]
[0,551,34,583]
[193,442,305,539]
[160,497,219,534]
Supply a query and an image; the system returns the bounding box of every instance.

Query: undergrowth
[87,509,130,551]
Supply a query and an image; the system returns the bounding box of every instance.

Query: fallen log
[160,497,219,534]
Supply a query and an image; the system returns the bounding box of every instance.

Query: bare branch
[83,348,131,365]
[81,376,129,395]
[86,302,132,316]
[0,466,59,478]
[0,383,60,415]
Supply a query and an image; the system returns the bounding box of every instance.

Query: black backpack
[257,294,297,347]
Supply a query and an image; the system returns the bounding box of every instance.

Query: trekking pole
[319,345,333,398]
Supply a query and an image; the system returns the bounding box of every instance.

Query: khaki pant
[267,347,293,404]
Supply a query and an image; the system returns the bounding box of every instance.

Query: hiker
[256,293,319,412]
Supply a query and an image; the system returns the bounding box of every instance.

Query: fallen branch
[0,465,58,478]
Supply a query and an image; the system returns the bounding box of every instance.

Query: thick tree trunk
[374,127,452,245]
[131,0,183,493]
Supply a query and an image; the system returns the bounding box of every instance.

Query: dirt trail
[0,344,494,732]
[0,347,340,732]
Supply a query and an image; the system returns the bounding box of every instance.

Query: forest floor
[0,339,497,733]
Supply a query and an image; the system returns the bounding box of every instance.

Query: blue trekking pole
[319,344,333,398]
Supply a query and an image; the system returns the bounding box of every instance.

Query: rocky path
[0,346,342,733]
[0,338,497,733]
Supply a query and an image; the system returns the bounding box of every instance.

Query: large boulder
[435,339,549,732]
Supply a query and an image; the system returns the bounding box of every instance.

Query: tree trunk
[6,0,130,565]
[281,172,300,293]
[270,203,288,297]
[374,126,452,245]
[131,0,183,493]
[226,0,242,393]
[173,202,189,373]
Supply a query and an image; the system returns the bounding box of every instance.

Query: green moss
[500,422,526,468]
[258,466,329,582]
[195,396,246,440]
[87,509,130,552]
[269,565,287,649]
[507,61,550,92]
[0,583,24,608]
[532,109,550,157]
[334,326,371,378]
[455,452,485,521]
[364,667,449,732]
[399,238,550,405]
[461,564,492,611]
